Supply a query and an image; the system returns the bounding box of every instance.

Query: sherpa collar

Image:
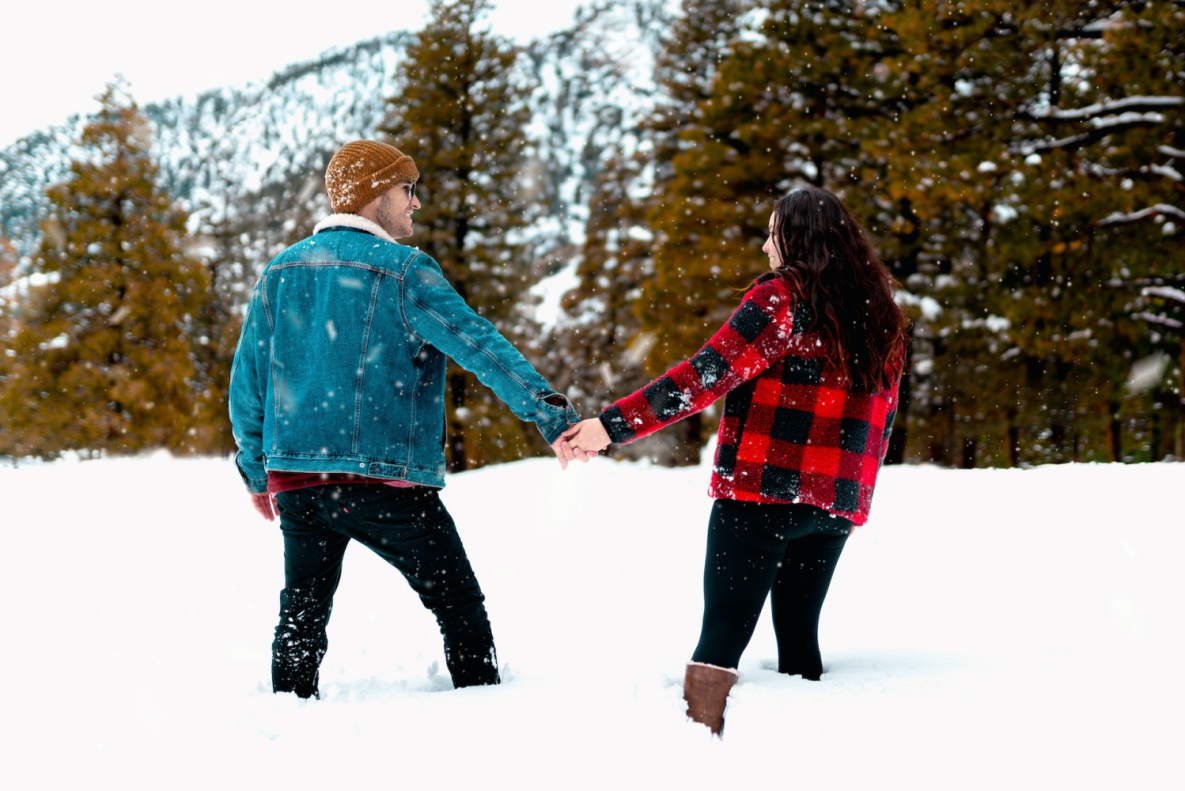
[313,213,397,244]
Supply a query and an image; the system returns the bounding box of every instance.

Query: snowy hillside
[3,454,1180,789]
[0,4,662,277]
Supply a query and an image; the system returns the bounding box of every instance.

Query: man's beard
[375,195,411,239]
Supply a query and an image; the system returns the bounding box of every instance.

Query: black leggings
[691,499,850,679]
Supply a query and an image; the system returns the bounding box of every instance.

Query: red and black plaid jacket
[599,273,901,526]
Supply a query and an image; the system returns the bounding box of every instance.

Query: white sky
[0,0,589,149]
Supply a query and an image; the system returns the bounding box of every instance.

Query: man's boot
[445,636,501,688]
[683,661,739,737]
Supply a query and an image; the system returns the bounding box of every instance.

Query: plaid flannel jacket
[599,274,900,525]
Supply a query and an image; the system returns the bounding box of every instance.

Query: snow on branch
[1132,312,1184,330]
[1149,164,1184,182]
[1088,111,1166,130]
[1160,145,1185,160]
[1108,275,1185,288]
[1018,113,1164,154]
[1025,96,1183,122]
[1142,286,1185,305]
[1083,162,1183,182]
[1020,132,1090,154]
[1094,204,1185,226]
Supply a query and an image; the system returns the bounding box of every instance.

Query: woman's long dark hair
[769,186,907,393]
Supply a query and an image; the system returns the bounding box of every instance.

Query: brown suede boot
[683,661,740,737]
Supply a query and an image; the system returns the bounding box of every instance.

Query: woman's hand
[561,418,612,454]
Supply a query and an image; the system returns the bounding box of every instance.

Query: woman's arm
[568,280,798,451]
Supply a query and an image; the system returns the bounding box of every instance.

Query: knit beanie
[324,140,419,214]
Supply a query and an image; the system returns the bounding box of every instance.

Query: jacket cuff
[599,406,635,444]
[236,453,269,495]
[536,393,580,444]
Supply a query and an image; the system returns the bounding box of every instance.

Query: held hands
[551,432,595,470]
[559,419,611,461]
[551,417,611,470]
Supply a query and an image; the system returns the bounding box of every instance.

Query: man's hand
[561,418,612,456]
[551,431,596,470]
[251,492,277,521]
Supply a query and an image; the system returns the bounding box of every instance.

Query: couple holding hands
[229,140,906,737]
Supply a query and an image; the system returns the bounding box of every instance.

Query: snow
[990,203,1019,224]
[895,291,942,320]
[530,257,582,332]
[1087,111,1166,130]
[1148,164,1183,182]
[1125,352,1171,393]
[1027,95,1184,121]
[2,454,1182,788]
[1142,285,1185,304]
[1096,204,1185,226]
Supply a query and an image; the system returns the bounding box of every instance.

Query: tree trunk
[673,411,704,467]
[1108,400,1123,463]
[447,368,469,473]
[884,338,913,465]
[1178,337,1185,460]
[960,436,976,469]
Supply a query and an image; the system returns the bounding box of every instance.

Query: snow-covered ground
[3,454,1181,789]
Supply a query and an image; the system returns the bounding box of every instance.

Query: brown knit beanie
[324,140,419,214]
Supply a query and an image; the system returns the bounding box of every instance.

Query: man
[229,140,586,699]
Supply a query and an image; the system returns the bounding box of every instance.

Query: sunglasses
[402,182,416,201]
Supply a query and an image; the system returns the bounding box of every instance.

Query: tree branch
[1021,96,1183,123]
[1094,204,1185,226]
[1132,312,1184,330]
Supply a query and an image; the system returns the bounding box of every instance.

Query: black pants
[691,499,850,679]
[272,484,499,698]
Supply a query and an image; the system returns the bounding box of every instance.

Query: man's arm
[228,298,270,496]
[401,256,579,444]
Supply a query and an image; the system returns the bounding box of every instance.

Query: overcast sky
[0,0,589,149]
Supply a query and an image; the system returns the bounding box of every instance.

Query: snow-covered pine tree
[653,0,1182,466]
[1077,0,1184,461]
[0,238,17,456]
[530,1,687,464]
[381,0,542,472]
[630,0,753,465]
[0,83,221,458]
[868,0,1184,464]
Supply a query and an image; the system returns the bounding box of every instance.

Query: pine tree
[866,0,1183,464]
[381,0,541,472]
[534,1,687,463]
[0,238,16,342]
[0,238,18,457]
[0,83,219,458]
[632,0,753,465]
[640,0,1182,466]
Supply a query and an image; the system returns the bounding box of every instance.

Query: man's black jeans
[272,483,499,698]
[691,499,851,679]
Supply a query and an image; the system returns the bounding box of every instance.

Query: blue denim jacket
[228,215,579,493]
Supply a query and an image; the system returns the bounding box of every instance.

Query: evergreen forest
[1,0,1182,469]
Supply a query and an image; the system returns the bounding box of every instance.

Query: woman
[562,186,907,736]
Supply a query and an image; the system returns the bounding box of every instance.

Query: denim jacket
[229,214,579,494]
